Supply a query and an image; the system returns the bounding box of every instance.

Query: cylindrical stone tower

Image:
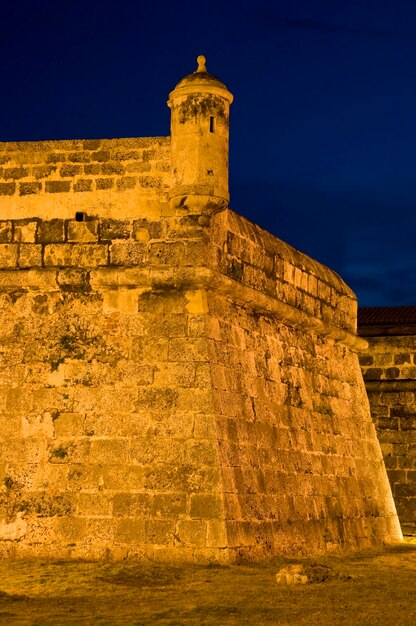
[168,55,233,215]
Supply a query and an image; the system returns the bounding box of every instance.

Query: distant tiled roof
[358,306,416,326]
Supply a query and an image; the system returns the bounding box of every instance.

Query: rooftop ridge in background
[358,306,416,326]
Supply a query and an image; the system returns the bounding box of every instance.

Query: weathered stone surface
[0,210,400,562]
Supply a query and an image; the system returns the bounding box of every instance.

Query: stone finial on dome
[169,56,232,94]
[196,55,207,73]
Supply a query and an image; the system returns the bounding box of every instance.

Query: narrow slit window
[209,116,216,133]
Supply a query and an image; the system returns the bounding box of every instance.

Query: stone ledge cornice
[0,265,366,350]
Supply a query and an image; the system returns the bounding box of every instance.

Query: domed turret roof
[172,56,230,92]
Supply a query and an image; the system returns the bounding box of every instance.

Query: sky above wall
[1,0,415,307]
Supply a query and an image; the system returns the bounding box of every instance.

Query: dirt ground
[0,542,415,625]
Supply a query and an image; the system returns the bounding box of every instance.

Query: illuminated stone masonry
[359,306,416,536]
[0,57,401,562]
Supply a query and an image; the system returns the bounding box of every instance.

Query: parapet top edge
[223,209,357,301]
[0,136,171,151]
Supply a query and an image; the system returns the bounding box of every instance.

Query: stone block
[137,412,193,439]
[56,268,91,292]
[153,363,195,388]
[13,221,38,243]
[60,165,82,177]
[149,240,207,267]
[0,221,12,243]
[0,183,16,195]
[168,338,210,362]
[84,164,101,175]
[78,493,111,517]
[68,152,90,163]
[101,466,145,491]
[102,289,141,314]
[206,519,228,548]
[95,177,114,190]
[55,517,87,542]
[133,228,150,242]
[189,494,223,519]
[144,520,175,545]
[177,520,207,547]
[83,140,101,150]
[130,437,183,464]
[146,313,188,338]
[130,336,169,363]
[395,483,416,498]
[91,150,110,162]
[19,182,42,195]
[400,417,416,431]
[116,176,137,190]
[44,243,108,267]
[152,494,187,518]
[3,167,28,179]
[110,242,148,266]
[359,355,373,366]
[394,353,411,365]
[137,175,161,189]
[89,439,129,465]
[111,149,141,161]
[67,220,98,242]
[135,387,178,412]
[193,414,216,439]
[100,219,131,240]
[112,493,152,517]
[73,179,93,192]
[18,244,42,268]
[32,165,56,179]
[126,162,151,173]
[0,244,18,267]
[363,368,383,381]
[133,219,162,240]
[46,152,66,163]
[101,163,125,175]
[37,219,65,243]
[177,389,214,413]
[114,518,145,544]
[45,181,71,193]
[387,469,406,484]
[54,413,85,437]
[386,367,400,379]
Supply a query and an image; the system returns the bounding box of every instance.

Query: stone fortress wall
[0,57,402,562]
[359,308,416,536]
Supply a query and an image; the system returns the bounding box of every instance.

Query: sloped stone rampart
[207,211,401,559]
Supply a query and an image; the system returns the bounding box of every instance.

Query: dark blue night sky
[1,0,415,307]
